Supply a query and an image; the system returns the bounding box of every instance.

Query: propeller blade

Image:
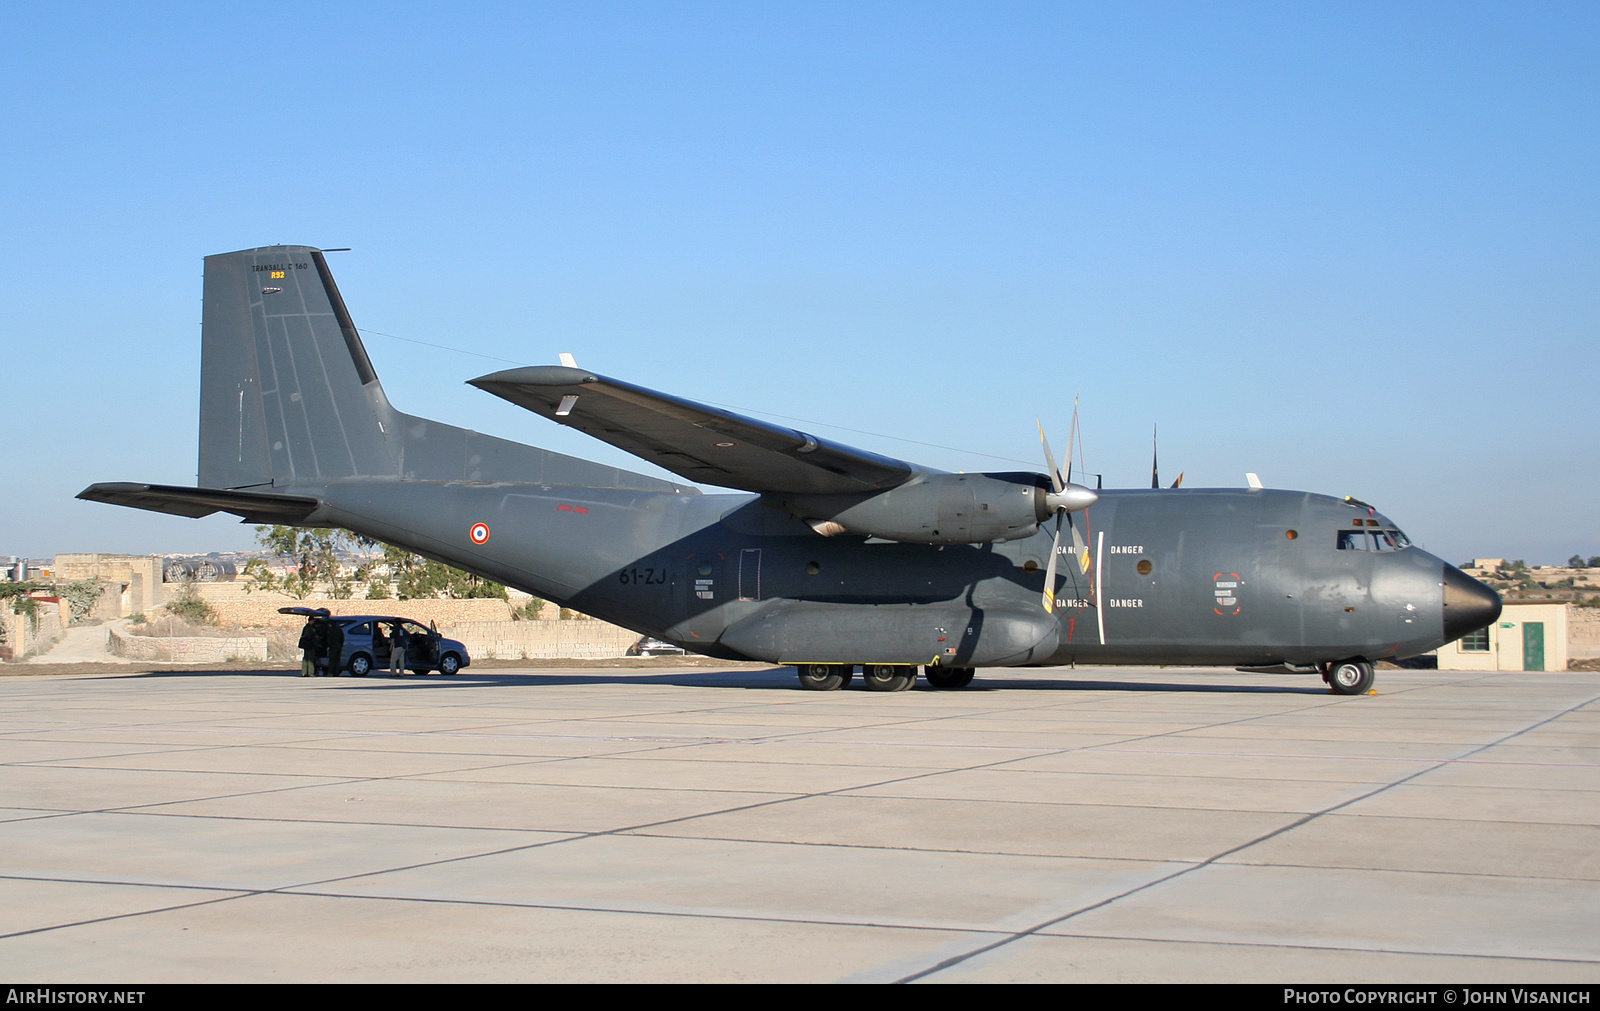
[1066,399,1080,486]
[1037,420,1064,493]
[1042,514,1062,612]
[1069,512,1089,574]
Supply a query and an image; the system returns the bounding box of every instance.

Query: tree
[244,526,506,601]
[380,544,508,601]
[243,527,370,599]
[1571,555,1585,568]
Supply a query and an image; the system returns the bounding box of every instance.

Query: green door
[1523,622,1545,671]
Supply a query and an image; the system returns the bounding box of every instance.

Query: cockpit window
[1337,529,1410,551]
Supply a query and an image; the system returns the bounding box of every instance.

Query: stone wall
[190,583,515,628]
[108,626,269,663]
[1,601,65,661]
[441,620,643,659]
[1570,608,1600,659]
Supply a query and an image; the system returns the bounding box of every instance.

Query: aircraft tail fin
[196,245,685,494]
[199,246,397,489]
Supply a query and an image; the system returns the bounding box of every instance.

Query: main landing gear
[924,666,976,689]
[795,664,977,692]
[796,664,852,691]
[1323,659,1375,696]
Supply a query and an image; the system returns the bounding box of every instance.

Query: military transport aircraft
[80,245,1502,694]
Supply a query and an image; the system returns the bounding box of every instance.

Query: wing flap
[469,366,916,495]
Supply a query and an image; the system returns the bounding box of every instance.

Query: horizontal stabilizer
[470,366,917,495]
[77,483,321,524]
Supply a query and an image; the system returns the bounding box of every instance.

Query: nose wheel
[1324,660,1375,695]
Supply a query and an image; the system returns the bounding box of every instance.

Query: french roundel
[469,523,491,545]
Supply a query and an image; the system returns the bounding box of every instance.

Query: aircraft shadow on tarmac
[97,667,1331,694]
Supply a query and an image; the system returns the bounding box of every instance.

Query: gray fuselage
[303,478,1473,669]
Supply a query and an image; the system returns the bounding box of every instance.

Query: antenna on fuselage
[1152,424,1160,489]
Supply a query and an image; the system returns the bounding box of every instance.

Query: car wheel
[348,653,372,677]
[1327,660,1374,695]
[439,653,461,676]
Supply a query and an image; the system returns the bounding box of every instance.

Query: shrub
[165,580,215,625]
[516,598,546,620]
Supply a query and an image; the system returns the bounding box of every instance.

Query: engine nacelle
[770,472,1052,545]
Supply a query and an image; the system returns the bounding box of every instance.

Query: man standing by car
[388,622,410,676]
[322,618,345,676]
[298,617,318,678]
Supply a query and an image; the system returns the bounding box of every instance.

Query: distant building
[51,554,166,618]
[1438,601,1568,671]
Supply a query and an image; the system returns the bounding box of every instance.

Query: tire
[796,663,847,691]
[861,664,916,692]
[1327,660,1374,695]
[348,653,372,677]
[924,666,975,689]
[439,653,461,676]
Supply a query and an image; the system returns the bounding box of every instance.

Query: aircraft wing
[77,483,321,524]
[469,366,918,495]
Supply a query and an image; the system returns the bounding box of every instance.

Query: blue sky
[3,2,1595,565]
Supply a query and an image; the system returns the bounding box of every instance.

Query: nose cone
[1442,564,1502,642]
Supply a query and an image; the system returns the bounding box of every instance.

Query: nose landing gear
[1324,659,1375,696]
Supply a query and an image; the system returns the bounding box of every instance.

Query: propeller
[1038,402,1098,614]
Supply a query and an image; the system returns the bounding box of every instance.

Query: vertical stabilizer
[195,245,686,494]
[199,245,396,489]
